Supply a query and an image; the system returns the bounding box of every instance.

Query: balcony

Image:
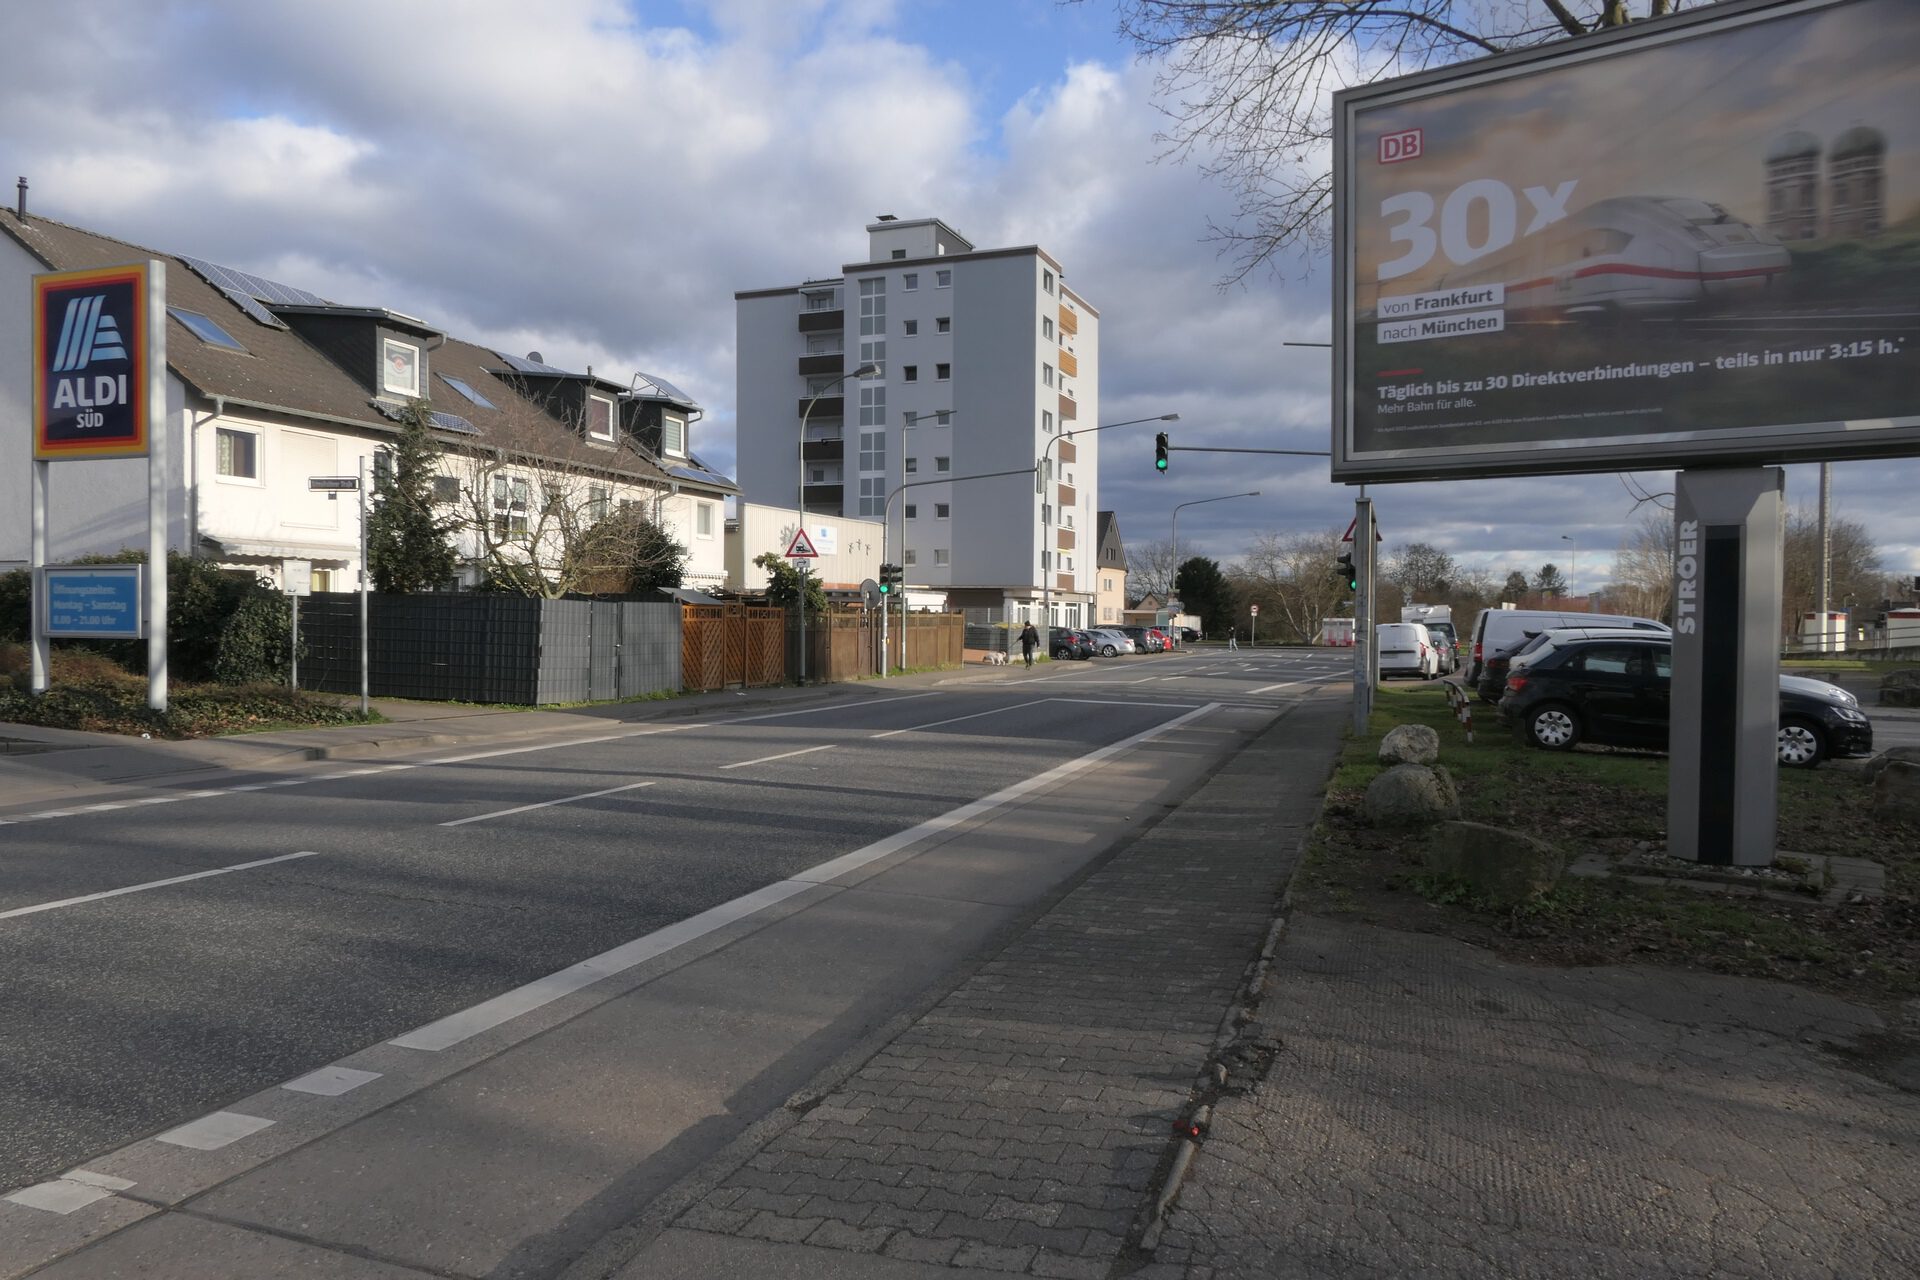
[1056,573,1074,591]
[1056,528,1076,551]
[798,309,844,334]
[1058,394,1077,422]
[802,438,844,462]
[798,396,843,419]
[1058,348,1078,378]
[798,353,844,377]
[1057,483,1075,508]
[1057,439,1077,464]
[802,483,844,513]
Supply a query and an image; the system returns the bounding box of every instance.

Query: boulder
[1363,763,1459,827]
[1379,724,1440,766]
[1423,821,1564,908]
[1864,745,1920,783]
[1883,669,1920,709]
[1872,759,1920,823]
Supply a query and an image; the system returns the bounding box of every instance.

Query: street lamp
[1561,534,1576,600]
[1038,412,1179,634]
[1171,491,1261,605]
[797,361,880,684]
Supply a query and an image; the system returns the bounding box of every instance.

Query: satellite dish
[527,351,543,363]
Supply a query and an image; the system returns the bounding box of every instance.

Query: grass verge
[1294,682,1920,1014]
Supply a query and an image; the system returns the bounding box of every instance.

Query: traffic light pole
[883,466,1039,676]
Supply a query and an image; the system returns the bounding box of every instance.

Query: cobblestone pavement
[1152,914,1920,1280]
[667,693,1346,1277]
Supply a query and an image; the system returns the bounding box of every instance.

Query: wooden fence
[681,603,787,691]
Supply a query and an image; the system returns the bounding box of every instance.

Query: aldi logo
[33,262,155,459]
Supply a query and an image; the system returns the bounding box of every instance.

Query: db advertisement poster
[1333,0,1920,482]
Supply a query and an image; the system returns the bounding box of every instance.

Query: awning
[205,537,353,564]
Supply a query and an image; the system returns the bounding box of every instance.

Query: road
[0,649,1352,1197]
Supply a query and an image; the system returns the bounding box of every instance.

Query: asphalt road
[0,649,1352,1194]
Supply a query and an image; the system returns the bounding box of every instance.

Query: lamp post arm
[1035,412,1178,630]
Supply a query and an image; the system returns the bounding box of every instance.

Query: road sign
[860,578,880,607]
[309,475,361,492]
[283,559,313,596]
[1250,604,1259,617]
[1340,517,1383,543]
[39,565,144,639]
[785,528,820,558]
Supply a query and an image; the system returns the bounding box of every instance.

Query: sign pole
[359,454,370,716]
[29,460,48,694]
[291,594,300,691]
[145,260,168,712]
[1351,496,1373,734]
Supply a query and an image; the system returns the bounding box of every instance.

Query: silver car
[1087,628,1136,657]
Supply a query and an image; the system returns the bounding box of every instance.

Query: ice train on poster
[1331,0,1920,482]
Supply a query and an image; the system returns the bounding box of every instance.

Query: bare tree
[1235,526,1351,642]
[1603,515,1676,622]
[1385,541,1458,601]
[1783,508,1880,636]
[1128,538,1181,603]
[1096,0,1690,280]
[444,399,679,598]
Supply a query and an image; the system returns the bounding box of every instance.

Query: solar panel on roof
[492,351,573,375]
[667,461,736,489]
[429,411,478,435]
[630,371,696,405]
[178,255,333,329]
[437,373,495,409]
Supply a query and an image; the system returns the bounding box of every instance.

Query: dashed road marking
[440,780,660,827]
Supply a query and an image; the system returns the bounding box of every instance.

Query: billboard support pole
[29,460,48,695]
[1351,495,1374,735]
[145,259,168,712]
[1668,467,1784,867]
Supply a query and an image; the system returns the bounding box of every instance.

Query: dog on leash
[984,650,1009,666]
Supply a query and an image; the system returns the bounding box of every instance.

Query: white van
[1465,608,1668,687]
[1375,622,1439,680]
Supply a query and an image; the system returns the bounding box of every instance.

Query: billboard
[33,262,155,459]
[1332,0,1920,482]
[38,565,145,639]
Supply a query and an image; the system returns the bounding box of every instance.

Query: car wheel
[1524,703,1581,751]
[1101,644,1117,656]
[1777,717,1827,768]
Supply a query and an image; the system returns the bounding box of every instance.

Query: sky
[5,0,1915,596]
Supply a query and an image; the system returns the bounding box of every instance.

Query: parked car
[1465,607,1668,691]
[1499,636,1873,766]
[1087,628,1136,656]
[1120,625,1165,653]
[1375,622,1439,680]
[1477,624,1674,703]
[1050,628,1097,660]
[1423,620,1460,675]
[1178,627,1201,644]
[1148,628,1175,652]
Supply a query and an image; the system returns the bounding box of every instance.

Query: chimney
[15,176,25,220]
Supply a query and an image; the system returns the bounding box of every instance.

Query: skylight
[438,373,495,408]
[168,307,247,352]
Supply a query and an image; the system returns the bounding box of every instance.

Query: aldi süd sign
[33,262,155,459]
[1331,0,1920,482]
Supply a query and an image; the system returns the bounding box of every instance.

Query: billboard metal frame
[1331,0,1920,483]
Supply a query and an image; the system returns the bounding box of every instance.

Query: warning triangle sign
[1340,518,1383,543]
[784,528,820,558]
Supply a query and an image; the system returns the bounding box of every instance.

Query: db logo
[1379,129,1423,165]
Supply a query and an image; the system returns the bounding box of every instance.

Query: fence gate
[682,603,788,691]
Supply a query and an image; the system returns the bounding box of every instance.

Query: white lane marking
[155,1111,274,1150]
[720,744,836,770]
[130,797,178,805]
[25,811,78,820]
[0,851,321,921]
[426,725,688,766]
[440,780,660,827]
[1247,674,1348,696]
[1045,697,1200,710]
[228,784,274,792]
[78,803,128,812]
[392,879,814,1051]
[5,1179,116,1215]
[284,1066,382,1096]
[64,1170,135,1191]
[716,690,944,724]
[869,701,1041,739]
[392,701,1218,1054]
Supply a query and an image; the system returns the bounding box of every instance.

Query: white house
[1,207,736,591]
[734,216,1099,627]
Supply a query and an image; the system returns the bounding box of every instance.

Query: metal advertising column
[1668,468,1784,866]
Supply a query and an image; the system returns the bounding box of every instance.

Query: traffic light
[1154,432,1169,472]
[1335,551,1356,592]
[879,563,902,593]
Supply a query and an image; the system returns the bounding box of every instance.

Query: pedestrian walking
[1019,621,1040,668]
[1227,626,1238,652]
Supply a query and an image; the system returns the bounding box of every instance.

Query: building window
[1043,269,1055,294]
[903,319,918,337]
[1042,503,1052,525]
[858,429,886,473]
[904,503,917,519]
[903,272,918,290]
[934,548,950,565]
[859,476,884,517]
[381,338,420,397]
[697,503,714,538]
[663,414,686,456]
[805,289,836,311]
[1042,410,1053,434]
[935,503,950,519]
[935,363,950,381]
[936,317,950,334]
[805,332,842,354]
[904,549,917,566]
[930,410,950,426]
[587,393,615,441]
[935,456,950,472]
[586,485,610,523]
[491,474,530,540]
[437,373,494,408]
[860,339,885,372]
[908,409,951,429]
[935,269,951,288]
[431,475,461,504]
[811,468,826,483]
[891,248,907,259]
[905,458,918,474]
[807,374,840,395]
[1042,316,1053,340]
[859,383,886,427]
[1042,364,1054,387]
[170,308,247,352]
[859,277,885,336]
[215,427,258,479]
[903,365,918,382]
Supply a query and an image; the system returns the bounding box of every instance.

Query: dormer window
[587,393,615,442]
[663,414,686,457]
[382,338,421,397]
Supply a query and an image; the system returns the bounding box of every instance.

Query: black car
[1476,625,1671,703]
[1499,637,1873,767]
[1050,628,1096,660]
